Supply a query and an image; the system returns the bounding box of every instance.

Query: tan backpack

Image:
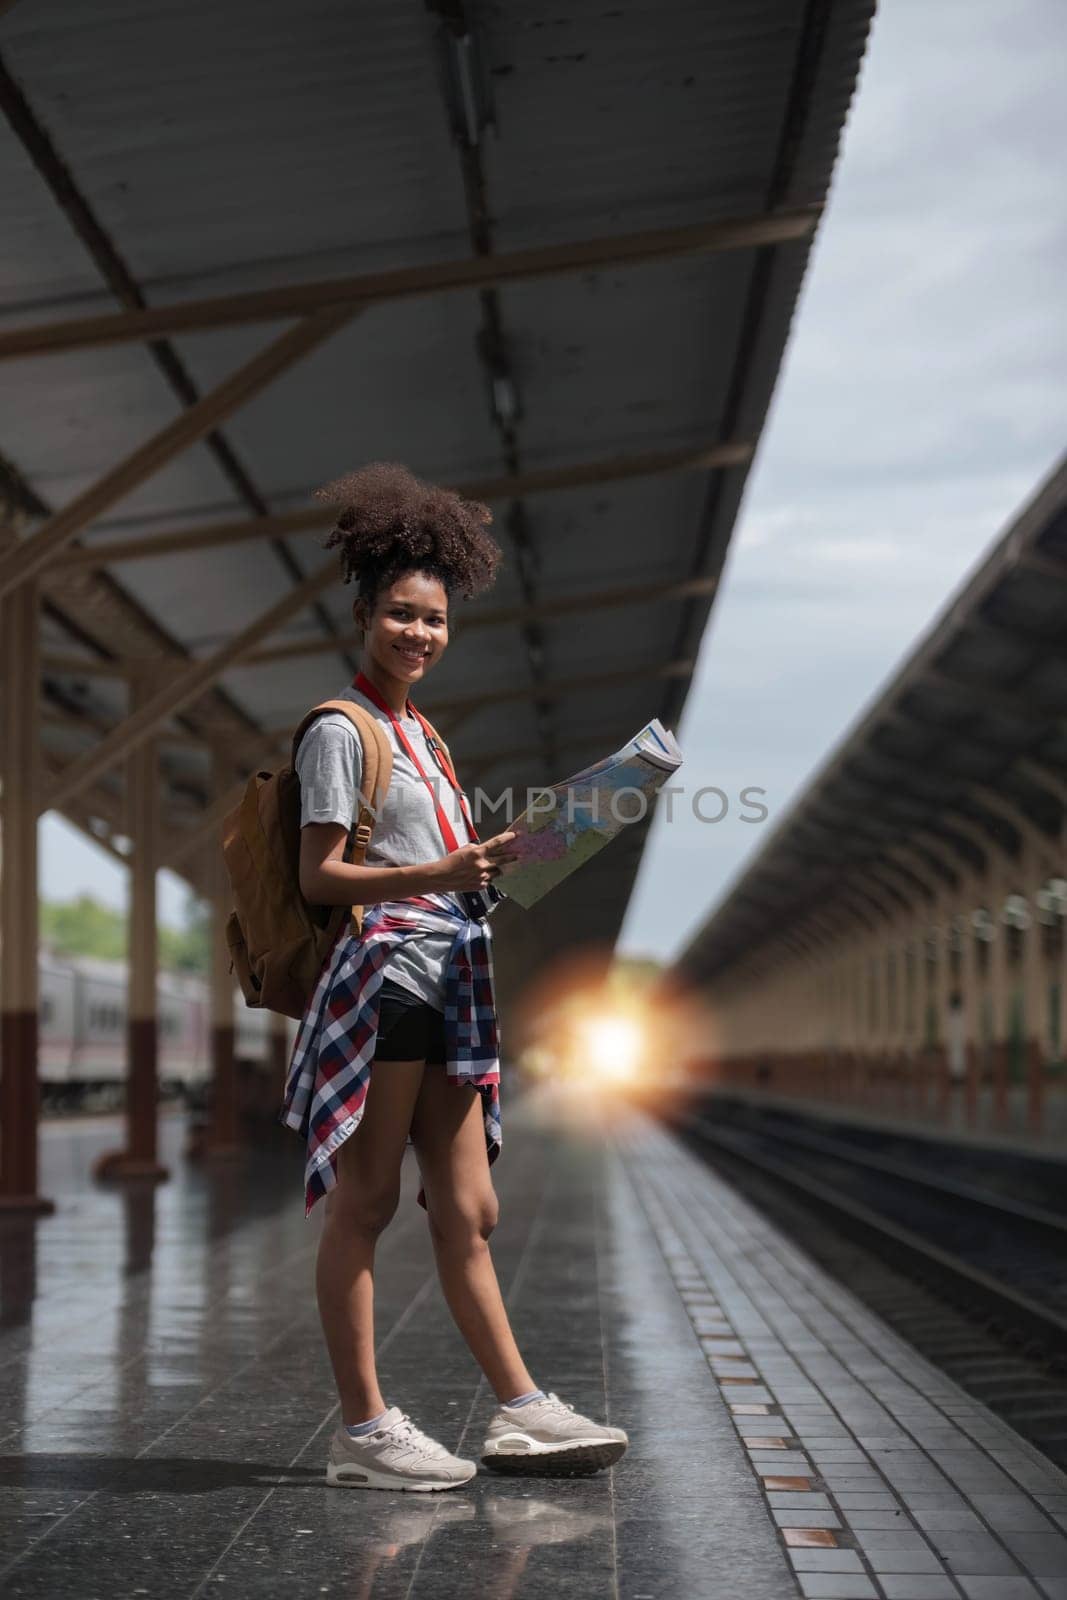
[222,700,396,1020]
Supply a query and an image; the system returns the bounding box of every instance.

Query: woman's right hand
[431,831,520,891]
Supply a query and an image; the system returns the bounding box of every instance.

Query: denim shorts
[374,976,447,1064]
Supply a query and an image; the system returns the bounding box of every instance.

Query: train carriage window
[89,1002,123,1032]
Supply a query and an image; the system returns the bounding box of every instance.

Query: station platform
[1,1094,1066,1600]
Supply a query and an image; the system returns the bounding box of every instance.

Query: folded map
[492,718,683,909]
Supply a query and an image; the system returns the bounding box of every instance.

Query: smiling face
[356,568,450,702]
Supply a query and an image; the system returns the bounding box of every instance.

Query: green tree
[40,893,126,960]
[159,890,211,976]
[39,888,211,975]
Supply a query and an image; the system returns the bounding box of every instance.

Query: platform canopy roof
[676,456,1067,989]
[0,0,874,1011]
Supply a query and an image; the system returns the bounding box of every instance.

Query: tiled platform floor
[0,1093,1064,1599]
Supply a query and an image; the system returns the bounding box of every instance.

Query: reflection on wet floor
[3,1097,774,1600]
[6,1091,1067,1599]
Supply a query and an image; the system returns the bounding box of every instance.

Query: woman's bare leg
[409,1070,537,1403]
[315,1059,426,1424]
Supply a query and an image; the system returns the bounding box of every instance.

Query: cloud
[621,0,1067,965]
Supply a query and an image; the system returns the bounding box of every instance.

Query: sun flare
[578,1012,645,1081]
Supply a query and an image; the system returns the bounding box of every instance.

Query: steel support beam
[0,208,820,362]
[0,309,355,599]
[64,443,752,571]
[243,573,718,668]
[42,560,340,812]
[287,657,696,730]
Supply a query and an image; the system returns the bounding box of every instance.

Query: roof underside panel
[484,0,801,244]
[3,1,472,293]
[0,0,876,998]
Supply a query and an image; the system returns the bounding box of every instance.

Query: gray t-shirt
[295,685,474,1007]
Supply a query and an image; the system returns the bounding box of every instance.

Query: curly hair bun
[314,460,502,601]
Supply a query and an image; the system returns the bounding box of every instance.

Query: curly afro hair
[314,461,502,616]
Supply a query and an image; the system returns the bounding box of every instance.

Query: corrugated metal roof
[0,0,875,1009]
[2,1,471,287]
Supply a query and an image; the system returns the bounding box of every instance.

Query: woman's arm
[298,820,518,906]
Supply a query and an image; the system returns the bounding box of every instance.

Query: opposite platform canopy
[676,455,1067,987]
[0,0,875,1013]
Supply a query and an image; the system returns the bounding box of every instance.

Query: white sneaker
[325,1405,477,1492]
[481,1391,628,1476]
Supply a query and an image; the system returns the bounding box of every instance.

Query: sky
[38,0,1067,952]
[619,0,1067,964]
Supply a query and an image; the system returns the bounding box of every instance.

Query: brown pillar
[205,750,240,1153]
[0,580,54,1214]
[1059,873,1067,1073]
[1026,1035,1044,1138]
[991,1038,1010,1127]
[270,1009,290,1093]
[987,862,1010,1128]
[964,1041,979,1128]
[95,680,168,1182]
[958,887,980,1129]
[1021,844,1047,1139]
[934,1043,951,1124]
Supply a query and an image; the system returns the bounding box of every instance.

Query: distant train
[34,946,288,1111]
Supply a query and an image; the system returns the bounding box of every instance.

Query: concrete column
[903,932,916,1054]
[986,855,1012,1126]
[1020,840,1042,1037]
[886,918,909,1111]
[270,1009,290,1094]
[0,580,54,1214]
[1059,873,1067,1070]
[873,922,892,1109]
[95,678,169,1182]
[986,859,1005,1037]
[205,746,240,1154]
[925,914,947,1122]
[886,933,899,1052]
[1021,840,1047,1136]
[871,935,884,1052]
[933,897,951,1043]
[1057,816,1067,1063]
[956,879,981,1130]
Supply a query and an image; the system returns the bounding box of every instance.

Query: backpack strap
[291,699,393,821]
[291,700,395,934]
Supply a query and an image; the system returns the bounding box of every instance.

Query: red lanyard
[353,672,478,851]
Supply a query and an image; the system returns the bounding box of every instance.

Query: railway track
[675,1100,1067,1472]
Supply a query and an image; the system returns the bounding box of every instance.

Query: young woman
[281,462,628,1493]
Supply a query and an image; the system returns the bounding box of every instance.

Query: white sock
[503,1388,545,1408]
[345,1407,390,1437]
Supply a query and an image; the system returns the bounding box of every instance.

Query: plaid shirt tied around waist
[279,892,501,1217]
